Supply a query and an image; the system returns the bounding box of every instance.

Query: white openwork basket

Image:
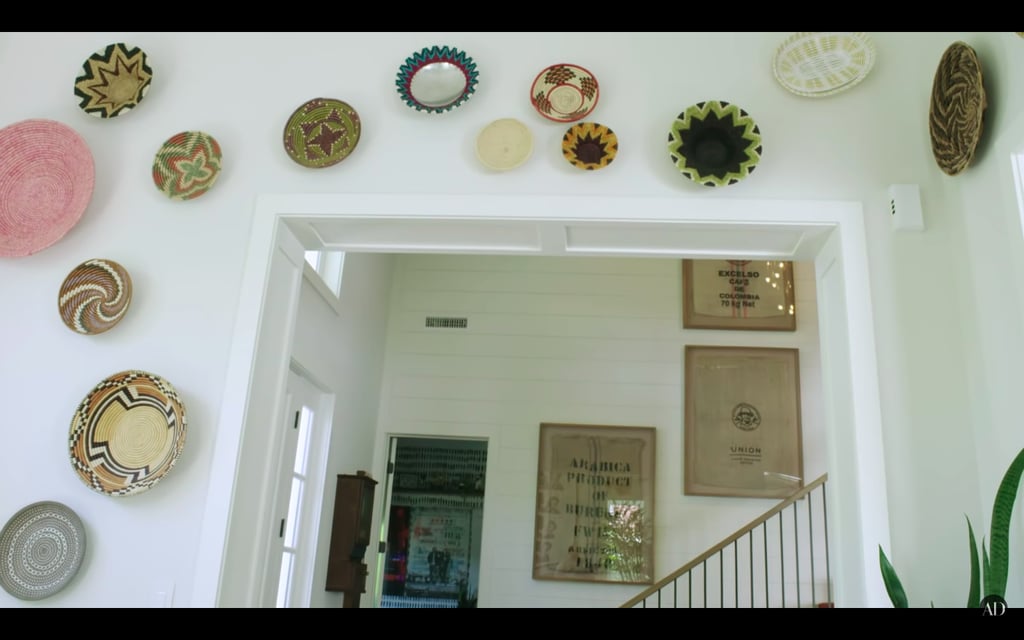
[772,32,876,98]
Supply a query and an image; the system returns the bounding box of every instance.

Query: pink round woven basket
[0,119,95,257]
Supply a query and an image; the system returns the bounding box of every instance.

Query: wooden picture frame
[682,259,796,331]
[532,423,656,585]
[684,346,803,498]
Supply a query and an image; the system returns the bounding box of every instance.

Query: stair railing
[620,473,831,608]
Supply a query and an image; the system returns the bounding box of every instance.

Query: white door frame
[192,192,892,607]
[259,366,335,607]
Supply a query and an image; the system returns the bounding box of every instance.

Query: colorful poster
[406,508,472,597]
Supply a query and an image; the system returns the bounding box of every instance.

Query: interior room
[0,32,1022,609]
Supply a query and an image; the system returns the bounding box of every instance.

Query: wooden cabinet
[325,471,377,601]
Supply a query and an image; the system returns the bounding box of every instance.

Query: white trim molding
[193,192,892,608]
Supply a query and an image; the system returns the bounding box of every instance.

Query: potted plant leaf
[879,446,1024,607]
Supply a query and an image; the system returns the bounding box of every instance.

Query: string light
[760,260,795,315]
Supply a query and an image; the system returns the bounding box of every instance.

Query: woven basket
[772,32,876,98]
[476,118,533,171]
[0,501,86,600]
[74,42,152,118]
[668,100,762,187]
[152,131,222,200]
[69,370,187,496]
[562,122,617,170]
[929,42,987,176]
[530,63,600,122]
[282,98,361,168]
[58,258,133,335]
[0,119,94,257]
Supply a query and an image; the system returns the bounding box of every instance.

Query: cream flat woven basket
[772,32,876,97]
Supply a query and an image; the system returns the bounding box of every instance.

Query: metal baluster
[703,559,707,607]
[808,485,817,606]
[719,551,724,608]
[793,503,801,607]
[674,575,678,608]
[749,531,754,607]
[823,486,832,605]
[779,513,785,607]
[763,522,769,608]
[688,570,692,608]
[734,539,739,607]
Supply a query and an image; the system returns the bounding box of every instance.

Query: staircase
[620,474,832,608]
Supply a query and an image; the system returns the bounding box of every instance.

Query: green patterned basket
[667,101,762,187]
[74,42,152,118]
[152,131,222,200]
[283,98,361,168]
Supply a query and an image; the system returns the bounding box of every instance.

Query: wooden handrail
[619,472,829,608]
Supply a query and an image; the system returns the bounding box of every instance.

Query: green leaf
[982,541,992,597]
[966,516,980,608]
[987,447,1024,598]
[879,545,909,608]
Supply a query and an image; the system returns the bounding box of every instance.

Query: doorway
[197,193,892,608]
[376,436,487,608]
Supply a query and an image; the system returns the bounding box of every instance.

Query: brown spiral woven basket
[58,258,133,335]
[929,42,987,176]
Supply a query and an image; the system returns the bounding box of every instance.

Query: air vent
[425,316,468,329]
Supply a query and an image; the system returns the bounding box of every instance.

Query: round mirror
[397,46,479,113]
[410,62,468,108]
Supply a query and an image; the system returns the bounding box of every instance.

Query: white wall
[0,31,1018,608]
[953,33,1024,606]
[289,253,394,608]
[369,254,823,607]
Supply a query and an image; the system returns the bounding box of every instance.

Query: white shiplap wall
[374,253,824,608]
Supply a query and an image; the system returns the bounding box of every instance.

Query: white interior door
[262,369,331,607]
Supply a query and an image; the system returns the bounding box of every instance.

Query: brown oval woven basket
[929,42,987,176]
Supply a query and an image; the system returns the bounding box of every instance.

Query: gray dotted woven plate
[0,501,87,600]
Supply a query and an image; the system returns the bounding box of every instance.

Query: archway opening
[193,193,891,609]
